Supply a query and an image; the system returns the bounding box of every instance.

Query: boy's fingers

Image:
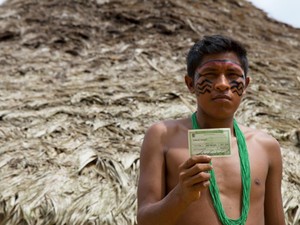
[191,180,210,191]
[186,171,211,186]
[192,163,212,175]
[179,162,213,183]
[182,155,212,169]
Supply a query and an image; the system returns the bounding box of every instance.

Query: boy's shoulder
[147,118,190,133]
[240,124,277,140]
[239,124,281,152]
[144,118,191,143]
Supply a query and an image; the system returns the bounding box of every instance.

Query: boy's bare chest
[165,142,268,225]
[164,139,268,195]
[164,144,242,192]
[162,126,269,225]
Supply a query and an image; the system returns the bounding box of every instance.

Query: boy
[137,35,285,225]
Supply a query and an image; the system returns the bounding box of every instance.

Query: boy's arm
[264,137,286,225]
[137,122,212,225]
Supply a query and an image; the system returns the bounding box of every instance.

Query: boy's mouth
[212,94,232,101]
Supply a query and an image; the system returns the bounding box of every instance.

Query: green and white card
[188,128,231,157]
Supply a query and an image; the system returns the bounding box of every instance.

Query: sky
[0,0,299,28]
[247,0,300,28]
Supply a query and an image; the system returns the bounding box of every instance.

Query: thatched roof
[0,0,299,224]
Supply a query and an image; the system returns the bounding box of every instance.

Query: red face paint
[195,59,245,80]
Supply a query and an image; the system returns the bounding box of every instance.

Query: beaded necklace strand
[191,112,251,225]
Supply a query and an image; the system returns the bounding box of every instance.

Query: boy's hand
[176,155,212,205]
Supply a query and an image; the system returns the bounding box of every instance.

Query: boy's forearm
[137,187,189,225]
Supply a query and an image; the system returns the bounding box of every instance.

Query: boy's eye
[198,71,244,80]
[201,73,217,78]
[228,73,243,79]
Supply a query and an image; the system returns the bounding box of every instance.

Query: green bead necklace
[191,112,251,225]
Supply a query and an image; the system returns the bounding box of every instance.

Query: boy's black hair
[186,35,249,79]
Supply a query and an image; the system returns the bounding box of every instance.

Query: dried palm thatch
[0,0,299,224]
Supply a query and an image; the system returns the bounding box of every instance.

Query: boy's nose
[214,74,230,91]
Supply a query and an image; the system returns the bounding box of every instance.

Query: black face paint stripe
[196,79,212,94]
[197,78,213,86]
[230,80,245,96]
[196,86,211,94]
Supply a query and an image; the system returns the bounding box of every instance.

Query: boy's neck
[195,111,235,136]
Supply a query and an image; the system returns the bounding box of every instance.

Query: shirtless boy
[137,35,285,225]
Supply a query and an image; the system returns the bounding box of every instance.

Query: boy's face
[185,52,250,119]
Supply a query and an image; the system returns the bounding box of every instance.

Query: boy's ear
[243,76,250,94]
[185,75,195,93]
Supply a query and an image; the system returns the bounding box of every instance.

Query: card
[188,128,231,157]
